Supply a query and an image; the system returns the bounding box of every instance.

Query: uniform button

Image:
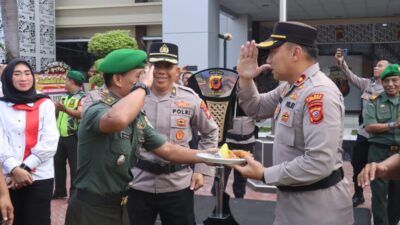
[18,120,21,122]
[18,133,21,135]
[18,146,21,148]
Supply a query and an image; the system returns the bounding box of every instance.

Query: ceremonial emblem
[309,106,323,124]
[176,130,185,140]
[160,44,169,54]
[171,87,176,96]
[290,93,298,101]
[175,101,191,108]
[116,155,126,166]
[176,118,187,127]
[281,111,289,122]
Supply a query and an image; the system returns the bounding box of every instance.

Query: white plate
[197,153,246,165]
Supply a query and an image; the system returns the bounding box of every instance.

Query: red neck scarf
[12,98,47,160]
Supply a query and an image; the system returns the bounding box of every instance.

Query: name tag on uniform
[120,131,130,139]
[285,101,295,109]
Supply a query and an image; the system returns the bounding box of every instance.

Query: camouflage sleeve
[142,114,167,151]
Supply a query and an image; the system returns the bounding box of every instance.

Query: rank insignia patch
[281,111,289,122]
[294,74,307,86]
[176,118,187,127]
[175,101,191,108]
[290,93,298,101]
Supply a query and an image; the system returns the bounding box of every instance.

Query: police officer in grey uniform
[335,49,388,206]
[127,42,218,225]
[232,21,353,225]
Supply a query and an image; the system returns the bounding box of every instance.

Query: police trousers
[368,143,400,225]
[351,134,369,195]
[127,188,195,225]
[54,135,78,197]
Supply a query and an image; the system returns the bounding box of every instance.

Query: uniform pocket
[377,104,391,122]
[170,115,191,144]
[275,110,295,146]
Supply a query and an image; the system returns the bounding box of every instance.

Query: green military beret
[67,70,85,83]
[98,49,147,74]
[380,64,400,80]
[94,58,103,71]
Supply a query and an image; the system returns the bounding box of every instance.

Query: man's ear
[112,74,123,87]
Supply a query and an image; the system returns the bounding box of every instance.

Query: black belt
[277,167,344,192]
[372,143,400,151]
[135,159,189,175]
[226,132,254,141]
[76,189,128,206]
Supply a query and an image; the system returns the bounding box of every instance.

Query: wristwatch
[131,81,150,95]
[388,121,396,129]
[20,163,32,173]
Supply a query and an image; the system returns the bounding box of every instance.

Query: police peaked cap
[257,21,317,49]
[148,42,179,65]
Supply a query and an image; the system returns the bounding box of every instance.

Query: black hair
[301,45,319,60]
[103,73,113,88]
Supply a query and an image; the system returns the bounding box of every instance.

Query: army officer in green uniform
[363,63,400,225]
[65,49,214,225]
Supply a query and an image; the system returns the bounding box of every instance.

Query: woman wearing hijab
[0,58,59,225]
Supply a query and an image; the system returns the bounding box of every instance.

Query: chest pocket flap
[377,103,391,122]
[275,109,295,146]
[112,126,133,155]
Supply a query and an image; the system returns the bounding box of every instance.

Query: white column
[163,0,219,71]
[219,13,250,69]
[279,0,287,22]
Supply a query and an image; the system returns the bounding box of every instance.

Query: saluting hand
[231,155,264,181]
[190,173,204,191]
[237,41,271,80]
[357,162,388,188]
[335,48,344,65]
[140,64,155,88]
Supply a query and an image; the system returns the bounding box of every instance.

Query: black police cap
[257,21,317,50]
[148,42,179,64]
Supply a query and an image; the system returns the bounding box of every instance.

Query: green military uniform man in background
[53,70,85,199]
[65,49,214,225]
[363,63,400,225]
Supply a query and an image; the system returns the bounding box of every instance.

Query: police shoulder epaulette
[100,95,117,106]
[178,85,199,96]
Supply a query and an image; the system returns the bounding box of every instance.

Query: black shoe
[352,195,365,207]
[52,193,67,200]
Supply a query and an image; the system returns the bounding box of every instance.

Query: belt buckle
[120,196,128,206]
[390,145,399,151]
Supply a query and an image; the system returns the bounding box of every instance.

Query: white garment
[0,82,3,97]
[0,99,59,180]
